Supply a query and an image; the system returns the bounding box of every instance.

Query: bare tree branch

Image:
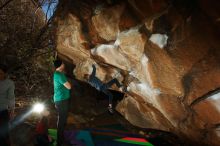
[0,0,14,11]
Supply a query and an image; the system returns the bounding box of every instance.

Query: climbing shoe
[120,86,127,92]
[108,106,114,114]
[123,86,128,92]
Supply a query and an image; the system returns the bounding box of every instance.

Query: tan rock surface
[54,0,220,145]
[92,4,125,41]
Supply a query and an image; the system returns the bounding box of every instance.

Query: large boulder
[54,0,220,145]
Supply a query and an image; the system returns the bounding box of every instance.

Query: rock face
[54,0,220,145]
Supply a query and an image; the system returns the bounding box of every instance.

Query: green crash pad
[48,129,57,146]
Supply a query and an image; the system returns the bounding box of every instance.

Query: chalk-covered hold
[149,34,168,49]
[91,44,130,70]
[208,92,220,100]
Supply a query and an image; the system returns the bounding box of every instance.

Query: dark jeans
[0,110,10,146]
[55,99,69,146]
[35,134,50,146]
[101,78,122,105]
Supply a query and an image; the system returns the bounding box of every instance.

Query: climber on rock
[84,64,126,114]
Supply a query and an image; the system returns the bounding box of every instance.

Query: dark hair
[53,59,62,69]
[0,64,7,73]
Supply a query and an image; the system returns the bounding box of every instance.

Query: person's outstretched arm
[90,64,96,78]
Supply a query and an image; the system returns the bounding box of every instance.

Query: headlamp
[32,103,45,113]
